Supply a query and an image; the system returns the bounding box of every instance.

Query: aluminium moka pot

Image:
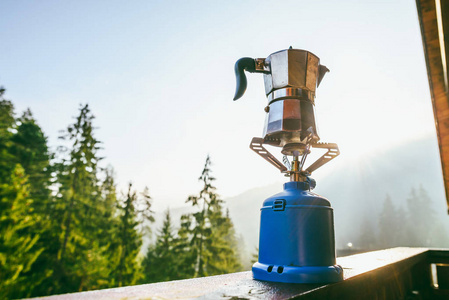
[233,47,343,283]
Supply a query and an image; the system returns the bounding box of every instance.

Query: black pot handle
[233,57,256,100]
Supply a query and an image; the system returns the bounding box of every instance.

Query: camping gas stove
[233,48,343,283]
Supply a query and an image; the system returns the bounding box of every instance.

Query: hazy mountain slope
[225,135,447,251]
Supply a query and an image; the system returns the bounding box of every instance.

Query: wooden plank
[28,248,430,300]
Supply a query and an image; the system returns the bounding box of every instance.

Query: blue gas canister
[252,181,343,283]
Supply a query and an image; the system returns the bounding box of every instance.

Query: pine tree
[112,183,154,287]
[104,181,155,287]
[378,194,400,248]
[51,104,111,293]
[235,233,251,270]
[207,208,242,274]
[358,218,377,250]
[135,186,155,238]
[406,186,443,247]
[177,156,241,278]
[99,166,121,288]
[0,91,47,299]
[9,109,55,298]
[141,209,178,283]
[175,214,198,279]
[395,204,409,246]
[10,109,52,206]
[0,91,16,181]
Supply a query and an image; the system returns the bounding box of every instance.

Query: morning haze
[0,0,445,298]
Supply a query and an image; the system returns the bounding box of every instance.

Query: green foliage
[111,183,154,287]
[10,109,52,206]
[50,104,113,292]
[0,89,244,297]
[207,207,242,274]
[0,91,51,299]
[141,209,178,283]
[0,165,44,299]
[100,166,121,286]
[177,156,242,278]
[250,247,258,266]
[0,95,16,181]
[141,156,242,284]
[9,109,56,298]
[3,84,449,297]
[0,88,14,134]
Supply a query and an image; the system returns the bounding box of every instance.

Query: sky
[0,0,439,212]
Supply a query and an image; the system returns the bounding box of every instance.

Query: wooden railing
[30,248,449,300]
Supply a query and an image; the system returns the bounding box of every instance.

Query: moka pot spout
[317,65,329,87]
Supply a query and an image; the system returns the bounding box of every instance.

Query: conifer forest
[0,86,447,299]
[0,87,242,299]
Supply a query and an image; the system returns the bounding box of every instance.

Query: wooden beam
[416,0,449,212]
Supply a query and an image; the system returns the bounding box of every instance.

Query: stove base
[252,262,343,284]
